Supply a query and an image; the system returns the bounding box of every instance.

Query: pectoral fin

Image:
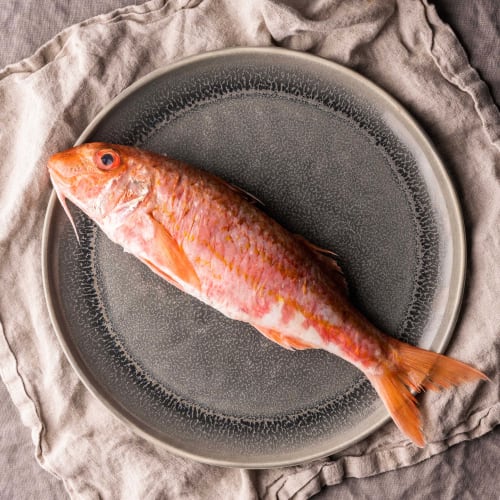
[137,255,187,293]
[145,214,201,291]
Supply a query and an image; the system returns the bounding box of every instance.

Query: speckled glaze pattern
[43,49,464,466]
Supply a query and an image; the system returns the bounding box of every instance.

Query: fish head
[47,142,153,232]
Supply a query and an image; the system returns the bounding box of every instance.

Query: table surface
[0,1,498,499]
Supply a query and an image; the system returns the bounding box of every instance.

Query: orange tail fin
[366,339,488,447]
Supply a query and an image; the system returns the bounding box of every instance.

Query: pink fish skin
[47,142,488,447]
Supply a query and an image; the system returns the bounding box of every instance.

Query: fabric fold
[418,0,500,150]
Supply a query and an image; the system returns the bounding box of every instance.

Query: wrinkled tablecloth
[0,0,498,498]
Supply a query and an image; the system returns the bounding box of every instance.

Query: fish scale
[158,171,315,322]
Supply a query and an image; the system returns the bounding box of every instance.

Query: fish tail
[365,338,488,447]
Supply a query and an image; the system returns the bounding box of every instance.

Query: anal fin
[250,324,314,351]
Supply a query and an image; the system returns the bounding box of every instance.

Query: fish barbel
[47,142,487,447]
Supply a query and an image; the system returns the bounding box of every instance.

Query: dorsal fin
[294,234,348,294]
[219,178,264,206]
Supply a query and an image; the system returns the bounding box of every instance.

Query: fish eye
[94,149,121,171]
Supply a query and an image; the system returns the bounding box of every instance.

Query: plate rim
[42,46,466,468]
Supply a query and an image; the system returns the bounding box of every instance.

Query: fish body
[48,143,487,446]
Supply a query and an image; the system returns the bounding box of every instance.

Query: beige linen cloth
[0,0,498,498]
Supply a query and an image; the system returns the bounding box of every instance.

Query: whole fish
[47,143,487,447]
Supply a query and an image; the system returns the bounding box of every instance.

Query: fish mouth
[47,165,71,188]
[47,149,84,184]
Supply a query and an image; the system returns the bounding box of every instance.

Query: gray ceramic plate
[42,48,465,467]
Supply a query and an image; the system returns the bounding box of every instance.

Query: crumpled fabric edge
[0,0,196,80]
[271,405,499,499]
[0,320,77,498]
[419,0,500,152]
